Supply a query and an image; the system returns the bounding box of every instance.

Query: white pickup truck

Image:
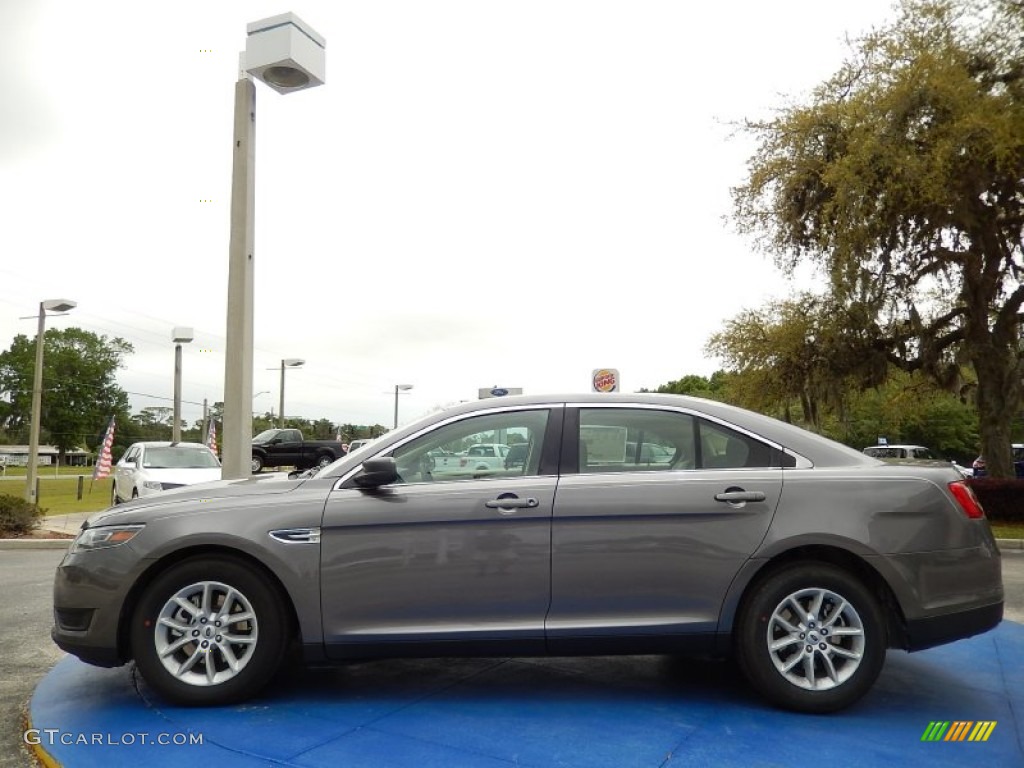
[431,443,510,478]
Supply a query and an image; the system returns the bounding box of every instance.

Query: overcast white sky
[0,0,900,430]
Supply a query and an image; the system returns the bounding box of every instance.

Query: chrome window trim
[333,403,565,491]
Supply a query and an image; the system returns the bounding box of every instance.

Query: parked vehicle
[972,444,1024,477]
[862,444,938,460]
[250,428,345,473]
[346,438,376,454]
[112,442,221,504]
[504,442,530,470]
[54,393,1002,713]
[460,443,510,474]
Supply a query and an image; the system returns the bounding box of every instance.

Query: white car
[428,443,511,479]
[112,442,222,504]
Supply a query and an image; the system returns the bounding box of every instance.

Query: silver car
[52,394,1003,712]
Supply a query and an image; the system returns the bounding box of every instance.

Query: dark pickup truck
[251,428,346,473]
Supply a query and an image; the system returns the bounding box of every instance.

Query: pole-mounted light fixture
[278,358,305,427]
[25,299,76,503]
[221,13,325,479]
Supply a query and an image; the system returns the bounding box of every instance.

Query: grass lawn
[990,521,1024,540]
[1,465,96,478]
[9,475,114,515]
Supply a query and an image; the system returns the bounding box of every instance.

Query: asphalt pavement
[0,548,66,768]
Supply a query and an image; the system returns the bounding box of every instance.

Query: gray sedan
[52,394,1003,713]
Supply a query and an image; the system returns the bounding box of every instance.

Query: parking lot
[3,544,1022,767]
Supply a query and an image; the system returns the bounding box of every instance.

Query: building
[0,445,91,468]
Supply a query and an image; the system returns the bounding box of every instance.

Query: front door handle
[714,490,766,503]
[485,496,539,509]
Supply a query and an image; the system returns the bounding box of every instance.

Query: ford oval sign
[490,388,509,397]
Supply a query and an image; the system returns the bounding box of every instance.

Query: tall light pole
[394,384,413,429]
[221,13,326,479]
[278,358,305,427]
[25,299,76,504]
[171,327,194,442]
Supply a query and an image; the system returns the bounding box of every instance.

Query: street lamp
[25,299,76,504]
[221,13,326,479]
[278,358,305,427]
[393,384,413,429]
[171,327,194,442]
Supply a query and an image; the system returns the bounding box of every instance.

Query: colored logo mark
[921,721,997,742]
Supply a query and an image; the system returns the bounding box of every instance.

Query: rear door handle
[714,490,766,503]
[485,496,539,509]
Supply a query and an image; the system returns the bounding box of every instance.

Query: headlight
[71,525,144,553]
[142,480,163,491]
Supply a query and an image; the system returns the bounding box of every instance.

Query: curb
[997,538,1023,551]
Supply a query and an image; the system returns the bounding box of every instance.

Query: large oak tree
[732,0,1024,476]
[0,328,132,460]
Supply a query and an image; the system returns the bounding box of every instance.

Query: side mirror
[123,458,138,468]
[354,457,399,488]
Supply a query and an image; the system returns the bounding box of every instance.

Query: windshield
[143,447,221,469]
[252,430,279,444]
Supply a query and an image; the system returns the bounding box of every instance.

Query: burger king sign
[591,368,619,393]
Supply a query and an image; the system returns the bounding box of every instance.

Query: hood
[87,473,307,528]
[136,467,222,486]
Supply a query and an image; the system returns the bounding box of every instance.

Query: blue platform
[29,621,1024,767]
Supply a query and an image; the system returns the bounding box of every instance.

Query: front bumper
[51,545,147,668]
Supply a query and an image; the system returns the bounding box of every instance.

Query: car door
[113,444,141,500]
[273,429,304,466]
[546,405,785,652]
[320,406,562,658]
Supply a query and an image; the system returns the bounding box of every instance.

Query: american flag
[207,419,218,455]
[92,416,116,480]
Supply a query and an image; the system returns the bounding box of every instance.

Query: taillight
[948,481,985,519]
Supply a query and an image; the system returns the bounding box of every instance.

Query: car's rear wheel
[735,562,886,713]
[130,556,289,706]
[316,454,333,469]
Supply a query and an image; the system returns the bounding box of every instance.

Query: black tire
[735,562,886,713]
[131,488,139,500]
[111,484,120,505]
[251,454,264,473]
[130,556,289,706]
[315,454,333,469]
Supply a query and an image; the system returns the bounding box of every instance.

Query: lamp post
[393,384,413,429]
[221,13,326,479]
[171,327,194,443]
[25,299,76,504]
[278,358,305,427]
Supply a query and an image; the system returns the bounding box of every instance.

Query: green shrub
[0,493,43,536]
[966,479,1024,524]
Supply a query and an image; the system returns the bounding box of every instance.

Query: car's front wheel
[251,454,264,473]
[130,556,289,706]
[735,562,886,713]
